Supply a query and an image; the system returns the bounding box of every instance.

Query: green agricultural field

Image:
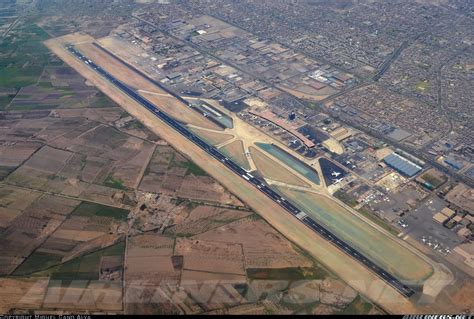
[13,252,63,275]
[104,174,127,190]
[180,160,208,176]
[0,21,51,88]
[72,201,129,221]
[0,95,14,110]
[45,242,125,287]
[90,93,116,108]
[8,103,59,111]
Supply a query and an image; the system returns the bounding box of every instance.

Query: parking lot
[401,196,464,256]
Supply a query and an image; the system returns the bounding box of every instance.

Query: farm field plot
[0,187,126,277]
[272,186,433,283]
[177,175,231,203]
[6,145,73,189]
[1,107,156,200]
[13,252,64,276]
[165,205,252,237]
[219,140,251,171]
[195,216,313,269]
[0,141,42,178]
[2,194,80,275]
[175,238,245,275]
[0,22,50,88]
[126,234,179,285]
[119,118,161,141]
[139,144,237,204]
[53,107,123,125]
[41,242,124,284]
[0,278,48,314]
[139,144,201,192]
[39,242,124,312]
[249,146,310,188]
[55,123,155,189]
[7,66,110,111]
[71,201,129,221]
[0,185,42,229]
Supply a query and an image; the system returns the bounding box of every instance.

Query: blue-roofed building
[383,153,422,177]
[444,158,464,170]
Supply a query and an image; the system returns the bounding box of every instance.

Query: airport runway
[67,46,415,298]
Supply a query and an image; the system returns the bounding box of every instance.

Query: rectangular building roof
[441,207,456,218]
[383,153,422,177]
[433,212,449,224]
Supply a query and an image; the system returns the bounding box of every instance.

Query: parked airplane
[331,171,341,177]
[332,178,343,184]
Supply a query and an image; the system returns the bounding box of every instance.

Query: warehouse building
[383,153,422,177]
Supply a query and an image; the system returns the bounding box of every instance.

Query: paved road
[66,46,416,298]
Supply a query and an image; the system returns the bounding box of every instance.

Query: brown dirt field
[0,141,42,167]
[194,217,313,269]
[140,92,223,131]
[59,179,89,198]
[166,205,252,237]
[319,278,358,307]
[188,127,234,146]
[127,234,174,257]
[180,270,246,283]
[187,205,251,222]
[0,208,20,228]
[0,185,42,212]
[206,303,267,315]
[29,194,80,217]
[447,282,474,312]
[126,256,180,283]
[278,84,336,101]
[0,278,48,313]
[219,139,251,171]
[0,193,79,274]
[249,146,310,188]
[6,147,75,191]
[126,234,179,285]
[52,229,106,242]
[45,33,433,313]
[43,282,122,312]
[21,145,72,174]
[80,184,130,206]
[107,139,155,188]
[177,175,228,203]
[175,238,245,275]
[61,234,120,263]
[55,107,123,123]
[180,271,246,311]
